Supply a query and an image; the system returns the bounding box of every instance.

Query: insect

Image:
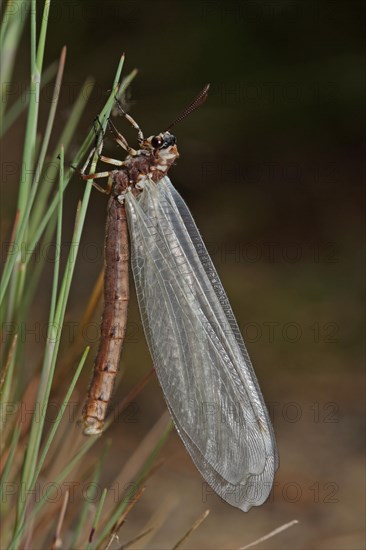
[80,84,278,511]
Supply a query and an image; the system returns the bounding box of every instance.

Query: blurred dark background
[2,0,365,548]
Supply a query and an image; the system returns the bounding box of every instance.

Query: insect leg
[80,145,97,174]
[114,98,144,144]
[107,118,138,156]
[81,172,114,194]
[78,120,108,175]
[79,122,127,191]
[94,127,129,167]
[92,121,129,165]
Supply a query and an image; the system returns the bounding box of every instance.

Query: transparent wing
[124,177,278,511]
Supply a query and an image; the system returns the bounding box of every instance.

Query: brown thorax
[111,131,180,200]
[80,84,209,200]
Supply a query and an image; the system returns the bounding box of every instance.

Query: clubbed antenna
[165,83,210,132]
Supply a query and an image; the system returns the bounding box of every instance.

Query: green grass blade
[70,442,111,549]
[28,76,95,239]
[118,68,138,101]
[16,144,64,528]
[0,56,130,306]
[11,435,97,547]
[29,346,89,493]
[11,346,88,545]
[15,56,126,530]
[17,217,56,329]
[32,47,67,202]
[0,425,21,500]
[0,76,95,320]
[1,0,51,356]
[16,189,69,527]
[93,420,174,548]
[0,61,58,137]
[16,0,44,219]
[11,385,163,546]
[49,145,63,325]
[0,0,31,121]
[36,0,51,72]
[0,0,51,310]
[28,61,137,246]
[86,488,108,550]
[0,335,17,437]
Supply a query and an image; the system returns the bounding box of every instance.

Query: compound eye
[151,135,163,149]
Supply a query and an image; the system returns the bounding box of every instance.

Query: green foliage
[0,2,173,548]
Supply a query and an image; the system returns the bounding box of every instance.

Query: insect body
[81,85,278,511]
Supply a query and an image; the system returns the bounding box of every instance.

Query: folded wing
[124,177,278,511]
